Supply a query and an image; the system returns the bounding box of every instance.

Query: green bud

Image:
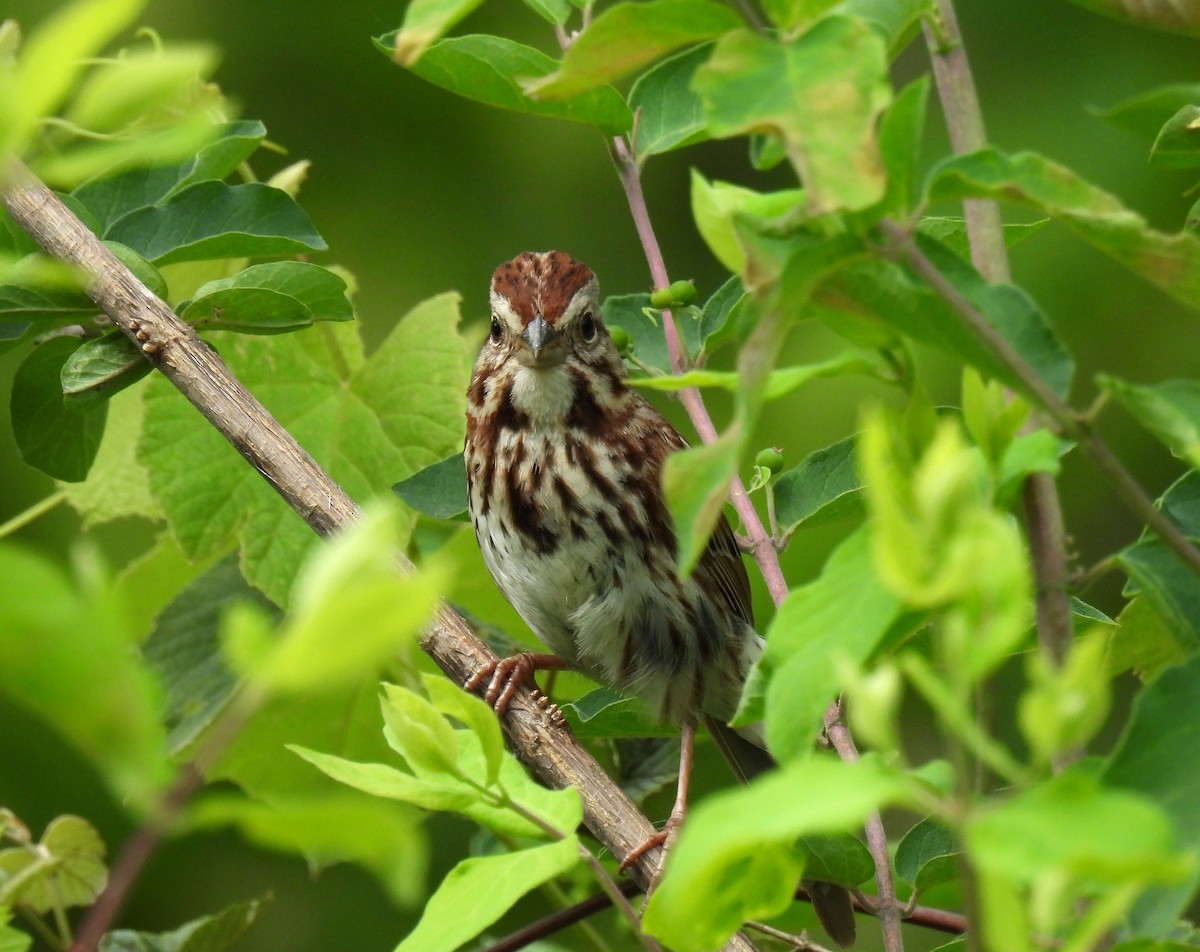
[649,279,698,309]
[608,325,633,356]
[755,446,784,474]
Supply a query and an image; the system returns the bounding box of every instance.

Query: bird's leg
[465,651,566,715]
[620,719,696,880]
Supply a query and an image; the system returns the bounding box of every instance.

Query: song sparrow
[464,251,855,947]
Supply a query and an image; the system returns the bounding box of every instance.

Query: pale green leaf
[395,838,582,952]
[422,674,504,787]
[390,0,487,65]
[381,682,461,776]
[523,0,741,100]
[1101,375,1200,470]
[631,352,874,399]
[0,816,106,913]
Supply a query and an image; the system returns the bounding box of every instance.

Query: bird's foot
[464,651,565,716]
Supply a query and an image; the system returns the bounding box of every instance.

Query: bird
[463,250,856,947]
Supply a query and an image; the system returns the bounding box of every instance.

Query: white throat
[509,364,575,430]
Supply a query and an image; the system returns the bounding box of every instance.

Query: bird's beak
[520,314,561,364]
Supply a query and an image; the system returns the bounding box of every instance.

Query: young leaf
[1093,84,1200,141]
[0,909,30,952]
[290,746,479,814]
[394,838,582,952]
[187,795,427,907]
[97,897,265,952]
[105,181,326,265]
[966,769,1192,885]
[1100,376,1200,470]
[628,43,713,157]
[631,352,875,399]
[751,529,900,760]
[392,453,468,519]
[642,755,912,952]
[523,0,741,100]
[928,149,1200,311]
[692,17,890,214]
[1151,105,1200,168]
[390,0,488,65]
[381,682,461,777]
[382,34,632,135]
[60,330,152,407]
[10,336,108,481]
[422,673,504,787]
[773,434,862,533]
[0,815,106,912]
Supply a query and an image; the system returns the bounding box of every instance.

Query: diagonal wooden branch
[0,160,755,952]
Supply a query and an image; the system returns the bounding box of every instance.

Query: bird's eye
[580,312,597,342]
[489,317,503,343]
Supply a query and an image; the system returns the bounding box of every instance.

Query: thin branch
[879,216,1200,581]
[0,161,757,952]
[822,704,905,952]
[0,490,66,539]
[480,881,642,952]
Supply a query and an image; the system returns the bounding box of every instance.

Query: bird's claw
[464,652,565,722]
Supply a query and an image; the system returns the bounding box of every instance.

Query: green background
[1,1,1198,949]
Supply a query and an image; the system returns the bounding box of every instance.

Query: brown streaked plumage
[463,251,856,948]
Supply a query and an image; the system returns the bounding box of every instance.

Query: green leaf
[773,434,862,533]
[105,181,326,265]
[1101,375,1200,470]
[395,838,581,952]
[895,817,960,891]
[628,43,713,157]
[181,261,352,332]
[966,768,1192,885]
[692,17,890,213]
[66,45,217,135]
[800,832,875,886]
[226,505,444,694]
[561,687,676,739]
[752,529,900,760]
[837,0,932,56]
[58,382,165,527]
[631,352,875,399]
[1094,84,1200,141]
[1151,105,1200,168]
[0,282,97,324]
[688,172,806,275]
[72,120,267,231]
[1159,469,1200,535]
[1105,654,1200,935]
[0,909,31,952]
[381,682,462,776]
[927,149,1200,311]
[142,554,277,753]
[521,0,572,26]
[524,0,741,99]
[10,336,108,481]
[140,293,468,604]
[873,75,929,219]
[393,454,468,519]
[98,897,265,952]
[1056,0,1200,38]
[187,795,426,906]
[385,34,632,135]
[390,0,488,65]
[5,0,145,151]
[661,427,742,578]
[1118,539,1200,650]
[1019,630,1112,766]
[290,746,480,814]
[642,755,912,952]
[60,330,152,407]
[0,815,106,913]
[422,673,505,787]
[916,216,1049,262]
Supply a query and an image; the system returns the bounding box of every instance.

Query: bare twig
[2,160,760,952]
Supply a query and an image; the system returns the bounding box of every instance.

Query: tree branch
[0,160,756,952]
